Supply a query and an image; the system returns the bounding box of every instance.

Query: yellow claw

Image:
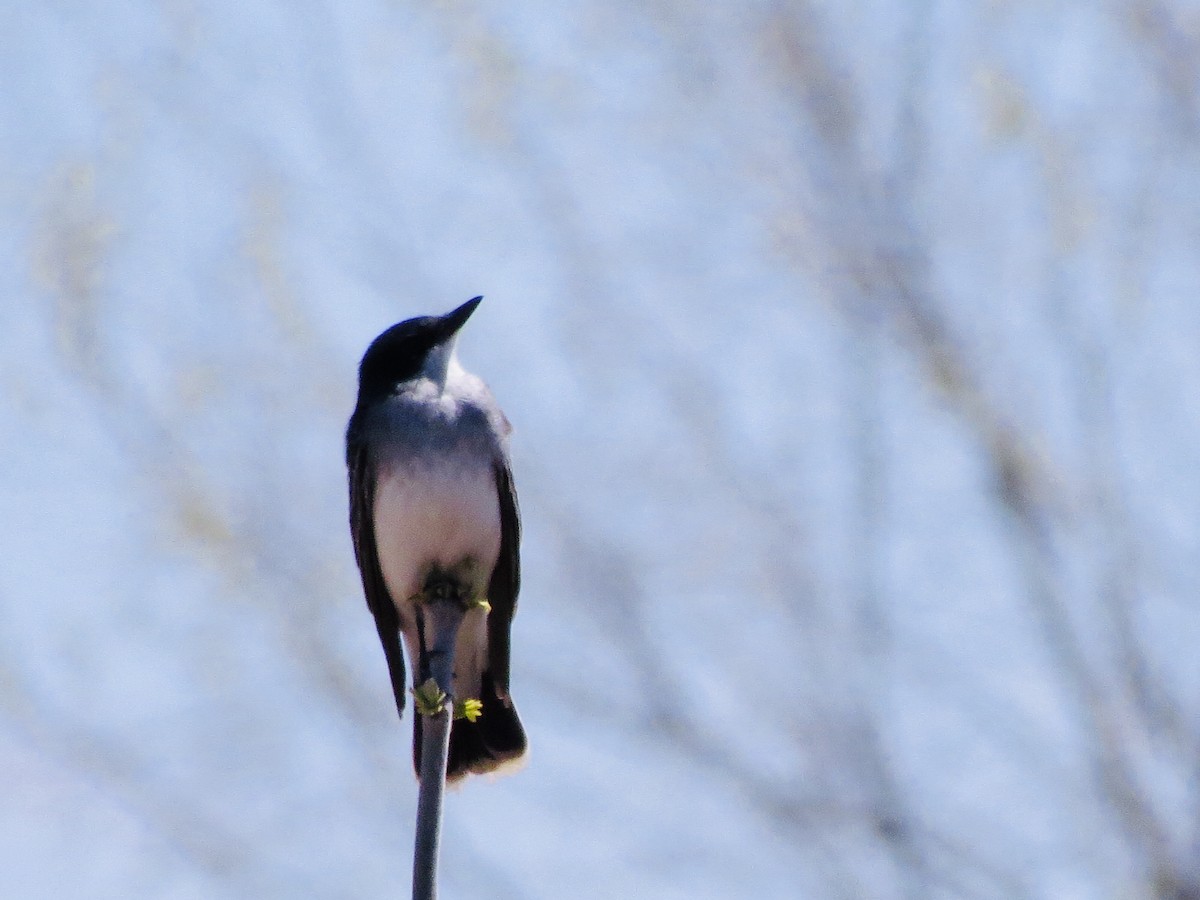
[454,698,483,722]
[412,678,448,717]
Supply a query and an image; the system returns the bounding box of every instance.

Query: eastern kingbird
[346,296,527,782]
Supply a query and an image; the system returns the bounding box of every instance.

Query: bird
[346,296,527,782]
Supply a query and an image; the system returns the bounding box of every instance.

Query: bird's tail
[413,673,527,784]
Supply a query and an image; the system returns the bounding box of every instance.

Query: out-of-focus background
[2,2,1198,898]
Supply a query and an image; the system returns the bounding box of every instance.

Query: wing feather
[348,436,408,718]
[487,459,521,700]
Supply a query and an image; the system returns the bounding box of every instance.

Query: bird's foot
[412,678,448,717]
[454,698,483,722]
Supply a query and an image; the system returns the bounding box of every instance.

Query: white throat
[420,338,460,392]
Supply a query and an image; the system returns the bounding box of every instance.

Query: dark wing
[486,459,521,701]
[348,434,408,719]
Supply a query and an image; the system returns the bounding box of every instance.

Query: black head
[355,296,482,404]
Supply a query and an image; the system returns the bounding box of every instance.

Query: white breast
[372,455,501,605]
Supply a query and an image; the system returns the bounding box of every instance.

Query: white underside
[373,455,499,701]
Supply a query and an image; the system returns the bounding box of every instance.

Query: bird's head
[355,296,482,403]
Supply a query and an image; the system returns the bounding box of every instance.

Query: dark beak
[440,296,483,339]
